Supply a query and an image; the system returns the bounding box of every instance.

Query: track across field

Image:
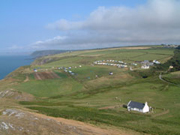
[34,71,60,80]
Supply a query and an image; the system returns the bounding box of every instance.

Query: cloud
[31,36,67,49]
[8,45,24,50]
[46,19,83,31]
[37,0,180,50]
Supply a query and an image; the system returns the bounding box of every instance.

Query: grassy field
[32,46,173,66]
[162,71,180,84]
[1,46,180,135]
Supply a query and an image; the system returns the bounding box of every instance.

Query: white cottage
[127,101,150,113]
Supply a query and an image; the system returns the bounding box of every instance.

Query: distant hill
[31,50,69,58]
[31,45,157,58]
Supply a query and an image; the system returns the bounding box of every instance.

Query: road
[159,73,168,83]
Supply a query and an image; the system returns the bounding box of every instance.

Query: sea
[0,56,34,80]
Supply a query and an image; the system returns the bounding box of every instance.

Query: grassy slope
[2,46,180,135]
[162,71,180,84]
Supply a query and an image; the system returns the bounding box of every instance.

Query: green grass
[4,46,180,135]
[162,71,180,84]
[27,105,179,135]
[32,47,174,67]
[19,75,180,135]
[14,77,83,97]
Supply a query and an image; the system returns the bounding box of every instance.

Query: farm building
[141,60,153,66]
[153,60,160,64]
[141,60,149,65]
[141,65,149,69]
[127,101,150,113]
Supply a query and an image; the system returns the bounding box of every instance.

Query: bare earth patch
[99,105,122,110]
[0,90,34,101]
[152,110,170,118]
[24,76,29,82]
[34,71,60,80]
[123,47,151,50]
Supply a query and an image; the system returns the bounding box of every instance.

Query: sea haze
[0,56,33,80]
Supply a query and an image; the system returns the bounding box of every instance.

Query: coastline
[0,55,33,80]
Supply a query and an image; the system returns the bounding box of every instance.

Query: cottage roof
[128,101,145,109]
[141,60,149,64]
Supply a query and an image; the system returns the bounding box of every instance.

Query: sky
[0,0,180,55]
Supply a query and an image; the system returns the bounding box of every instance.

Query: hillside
[0,45,180,135]
[155,46,180,71]
[31,50,69,58]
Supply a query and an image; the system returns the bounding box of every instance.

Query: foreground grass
[25,105,179,135]
[19,77,180,135]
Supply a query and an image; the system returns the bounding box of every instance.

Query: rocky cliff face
[32,57,54,65]
[0,90,34,101]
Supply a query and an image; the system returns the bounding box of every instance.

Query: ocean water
[0,56,33,80]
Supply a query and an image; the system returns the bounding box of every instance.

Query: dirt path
[159,73,169,83]
[152,110,169,118]
[24,76,29,82]
[99,105,122,110]
[123,47,151,50]
[159,73,179,87]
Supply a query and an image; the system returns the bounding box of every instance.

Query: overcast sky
[0,0,180,55]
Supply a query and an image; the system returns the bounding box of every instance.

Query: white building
[153,60,160,64]
[169,66,173,69]
[141,65,150,69]
[127,101,150,113]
